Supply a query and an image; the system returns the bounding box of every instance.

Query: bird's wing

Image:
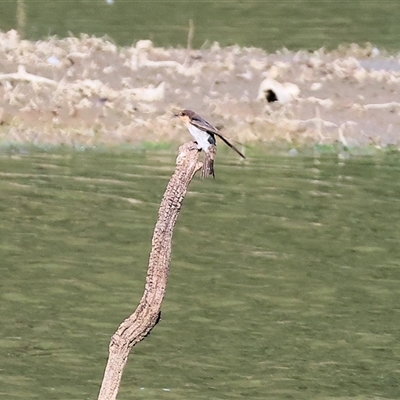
[189,115,220,135]
[189,116,246,159]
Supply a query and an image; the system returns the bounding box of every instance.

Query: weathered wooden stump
[97,142,202,400]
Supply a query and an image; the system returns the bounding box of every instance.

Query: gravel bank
[1,30,399,149]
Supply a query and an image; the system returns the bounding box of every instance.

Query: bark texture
[97,142,202,400]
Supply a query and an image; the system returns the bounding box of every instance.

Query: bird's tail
[201,146,216,179]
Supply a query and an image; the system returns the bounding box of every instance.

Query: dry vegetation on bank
[0,29,400,148]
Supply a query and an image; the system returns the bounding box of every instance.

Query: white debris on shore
[0,29,400,147]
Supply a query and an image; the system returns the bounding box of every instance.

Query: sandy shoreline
[0,30,400,149]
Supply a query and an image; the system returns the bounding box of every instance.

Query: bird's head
[173,109,195,124]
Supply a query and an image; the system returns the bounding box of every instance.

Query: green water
[1,0,400,51]
[1,148,400,399]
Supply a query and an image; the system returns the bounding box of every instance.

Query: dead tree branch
[97,142,202,400]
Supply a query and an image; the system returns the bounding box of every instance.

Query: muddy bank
[0,30,399,149]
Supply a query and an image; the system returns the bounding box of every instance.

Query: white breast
[187,124,212,152]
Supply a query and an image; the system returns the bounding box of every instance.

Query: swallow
[175,109,245,178]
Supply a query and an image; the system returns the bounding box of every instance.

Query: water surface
[0,148,400,399]
[1,1,400,51]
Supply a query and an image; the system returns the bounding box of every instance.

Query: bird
[175,109,245,178]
